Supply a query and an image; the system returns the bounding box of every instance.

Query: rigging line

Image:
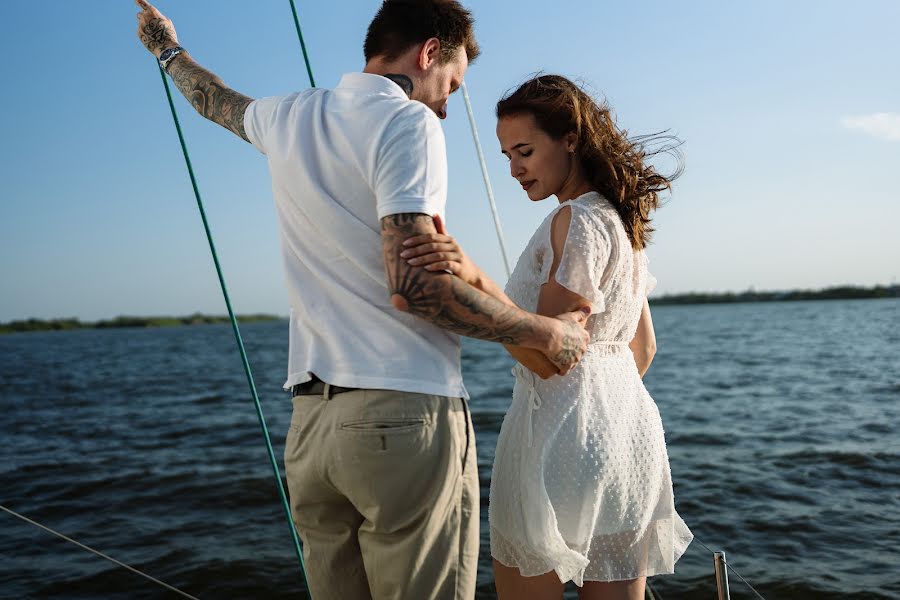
[287,0,316,87]
[461,81,512,278]
[694,536,767,600]
[155,64,311,600]
[0,504,201,600]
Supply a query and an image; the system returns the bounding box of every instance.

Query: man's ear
[417,37,441,70]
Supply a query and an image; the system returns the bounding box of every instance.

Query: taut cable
[155,62,311,599]
[0,504,201,600]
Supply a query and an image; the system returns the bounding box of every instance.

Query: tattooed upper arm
[380,213,446,315]
[380,212,555,350]
[167,52,254,143]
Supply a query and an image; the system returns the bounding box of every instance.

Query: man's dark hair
[364,0,480,64]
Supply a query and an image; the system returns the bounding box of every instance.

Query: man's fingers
[555,306,592,325]
[136,0,163,18]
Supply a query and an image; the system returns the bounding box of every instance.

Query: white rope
[0,504,201,600]
[460,81,512,278]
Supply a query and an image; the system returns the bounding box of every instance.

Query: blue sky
[1,1,898,321]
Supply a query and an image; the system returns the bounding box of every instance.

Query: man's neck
[363,60,414,98]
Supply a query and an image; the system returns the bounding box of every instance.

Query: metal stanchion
[714,551,731,600]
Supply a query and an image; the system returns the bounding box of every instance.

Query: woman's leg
[577,577,646,600]
[493,559,565,600]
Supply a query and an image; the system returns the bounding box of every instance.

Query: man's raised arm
[135,0,253,143]
[381,213,590,372]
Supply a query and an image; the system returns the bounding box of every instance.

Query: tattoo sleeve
[166,52,253,143]
[381,213,551,348]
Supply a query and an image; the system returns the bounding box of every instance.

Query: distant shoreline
[2,285,897,334]
[0,313,284,335]
[649,284,898,306]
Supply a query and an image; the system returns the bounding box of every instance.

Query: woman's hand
[401,215,481,286]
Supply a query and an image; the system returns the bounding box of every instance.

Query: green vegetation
[2,285,897,334]
[0,313,283,334]
[650,284,899,306]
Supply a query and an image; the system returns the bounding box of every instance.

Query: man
[135,1,590,598]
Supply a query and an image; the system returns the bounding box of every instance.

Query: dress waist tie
[511,340,629,447]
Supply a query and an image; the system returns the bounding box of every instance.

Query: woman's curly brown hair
[497,74,682,250]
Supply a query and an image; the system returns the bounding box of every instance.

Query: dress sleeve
[548,205,607,312]
[642,251,658,296]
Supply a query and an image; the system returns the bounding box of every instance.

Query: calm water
[1,299,898,599]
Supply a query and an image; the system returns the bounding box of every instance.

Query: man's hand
[546,308,591,375]
[136,0,178,58]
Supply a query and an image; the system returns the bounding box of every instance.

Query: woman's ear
[565,131,578,153]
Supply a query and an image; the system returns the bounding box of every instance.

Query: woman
[402,74,692,599]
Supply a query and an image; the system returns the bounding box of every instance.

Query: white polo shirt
[243,72,468,399]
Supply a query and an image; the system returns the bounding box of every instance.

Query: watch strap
[159,46,185,71]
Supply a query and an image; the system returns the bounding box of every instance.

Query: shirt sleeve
[243,95,285,155]
[373,103,448,220]
[548,205,608,312]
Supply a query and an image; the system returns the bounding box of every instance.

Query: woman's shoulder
[557,193,618,240]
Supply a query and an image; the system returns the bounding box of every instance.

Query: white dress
[489,191,693,585]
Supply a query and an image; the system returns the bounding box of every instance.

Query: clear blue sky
[1,1,898,321]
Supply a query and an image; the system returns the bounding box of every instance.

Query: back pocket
[340,417,430,452]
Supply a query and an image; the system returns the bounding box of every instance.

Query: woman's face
[496,113,577,202]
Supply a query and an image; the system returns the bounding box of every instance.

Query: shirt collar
[337,72,410,99]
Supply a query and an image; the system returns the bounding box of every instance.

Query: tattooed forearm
[166,52,253,142]
[381,214,585,365]
[136,4,251,141]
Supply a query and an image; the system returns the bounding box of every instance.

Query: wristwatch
[158,46,185,71]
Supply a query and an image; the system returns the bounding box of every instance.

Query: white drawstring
[511,341,629,447]
[512,364,543,447]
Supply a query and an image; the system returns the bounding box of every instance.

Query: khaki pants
[284,388,479,600]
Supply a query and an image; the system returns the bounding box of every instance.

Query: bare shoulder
[549,204,573,254]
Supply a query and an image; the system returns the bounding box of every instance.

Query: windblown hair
[364,0,480,64]
[496,75,682,250]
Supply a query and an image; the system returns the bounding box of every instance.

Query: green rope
[155,64,311,599]
[287,0,317,87]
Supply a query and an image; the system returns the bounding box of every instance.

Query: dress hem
[490,551,678,586]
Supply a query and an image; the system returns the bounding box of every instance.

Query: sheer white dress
[489,191,693,585]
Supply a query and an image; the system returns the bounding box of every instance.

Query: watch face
[160,48,178,61]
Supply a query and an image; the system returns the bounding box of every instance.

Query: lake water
[1,299,898,599]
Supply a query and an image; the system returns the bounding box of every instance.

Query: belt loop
[323,382,332,400]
